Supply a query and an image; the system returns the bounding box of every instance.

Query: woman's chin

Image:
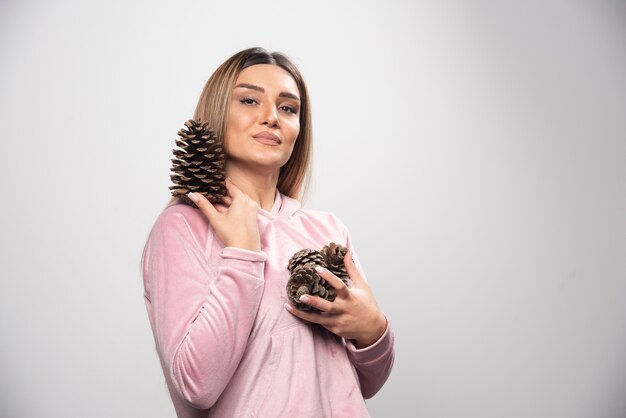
[231,159,287,176]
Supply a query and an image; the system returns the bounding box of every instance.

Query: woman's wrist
[353,312,387,349]
[227,240,261,252]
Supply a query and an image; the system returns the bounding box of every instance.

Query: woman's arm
[142,207,266,409]
[343,309,395,399]
[341,232,396,399]
[283,214,396,399]
[335,216,396,398]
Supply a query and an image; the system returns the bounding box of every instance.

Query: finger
[188,192,219,220]
[344,249,365,286]
[284,302,333,326]
[315,265,350,297]
[220,195,233,206]
[297,294,337,313]
[213,202,228,214]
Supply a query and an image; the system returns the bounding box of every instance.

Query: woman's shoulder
[158,199,205,223]
[151,200,211,243]
[296,206,350,234]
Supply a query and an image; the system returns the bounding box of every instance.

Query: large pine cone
[321,242,349,283]
[286,263,336,312]
[169,119,227,207]
[287,249,324,274]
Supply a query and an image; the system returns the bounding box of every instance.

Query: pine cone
[321,242,349,283]
[287,249,325,274]
[169,119,227,207]
[286,263,336,311]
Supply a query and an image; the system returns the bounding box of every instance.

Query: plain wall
[1,0,625,417]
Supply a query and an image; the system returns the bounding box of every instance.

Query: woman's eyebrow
[235,83,300,101]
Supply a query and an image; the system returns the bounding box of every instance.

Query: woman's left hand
[284,249,388,349]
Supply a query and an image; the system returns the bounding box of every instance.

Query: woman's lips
[252,136,280,146]
[252,132,280,146]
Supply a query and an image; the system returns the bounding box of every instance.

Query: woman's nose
[260,103,279,127]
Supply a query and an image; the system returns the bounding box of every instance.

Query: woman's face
[224,64,301,174]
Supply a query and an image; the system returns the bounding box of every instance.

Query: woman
[141,47,395,418]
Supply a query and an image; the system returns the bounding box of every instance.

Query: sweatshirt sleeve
[343,312,395,399]
[339,217,396,399]
[142,208,266,410]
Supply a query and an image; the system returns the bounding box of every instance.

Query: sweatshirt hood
[257,188,301,220]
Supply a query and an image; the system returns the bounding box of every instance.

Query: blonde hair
[165,47,313,208]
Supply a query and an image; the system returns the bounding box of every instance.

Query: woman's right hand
[188,178,261,252]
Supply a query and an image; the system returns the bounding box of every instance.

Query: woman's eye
[280,105,298,114]
[240,97,257,105]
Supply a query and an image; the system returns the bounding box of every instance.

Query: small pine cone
[321,242,349,283]
[287,249,325,274]
[169,119,227,207]
[286,263,336,312]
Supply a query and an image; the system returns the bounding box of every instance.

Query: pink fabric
[141,189,395,417]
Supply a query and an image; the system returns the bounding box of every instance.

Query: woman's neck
[225,162,279,212]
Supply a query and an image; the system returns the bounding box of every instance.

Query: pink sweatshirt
[141,189,395,417]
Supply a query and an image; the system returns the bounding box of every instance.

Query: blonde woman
[141,47,395,418]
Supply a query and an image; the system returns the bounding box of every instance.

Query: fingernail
[299,295,309,303]
[187,192,199,203]
[284,303,292,311]
[315,265,324,273]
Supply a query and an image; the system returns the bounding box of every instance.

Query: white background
[1,1,625,417]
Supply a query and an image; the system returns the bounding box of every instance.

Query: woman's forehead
[235,64,299,96]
